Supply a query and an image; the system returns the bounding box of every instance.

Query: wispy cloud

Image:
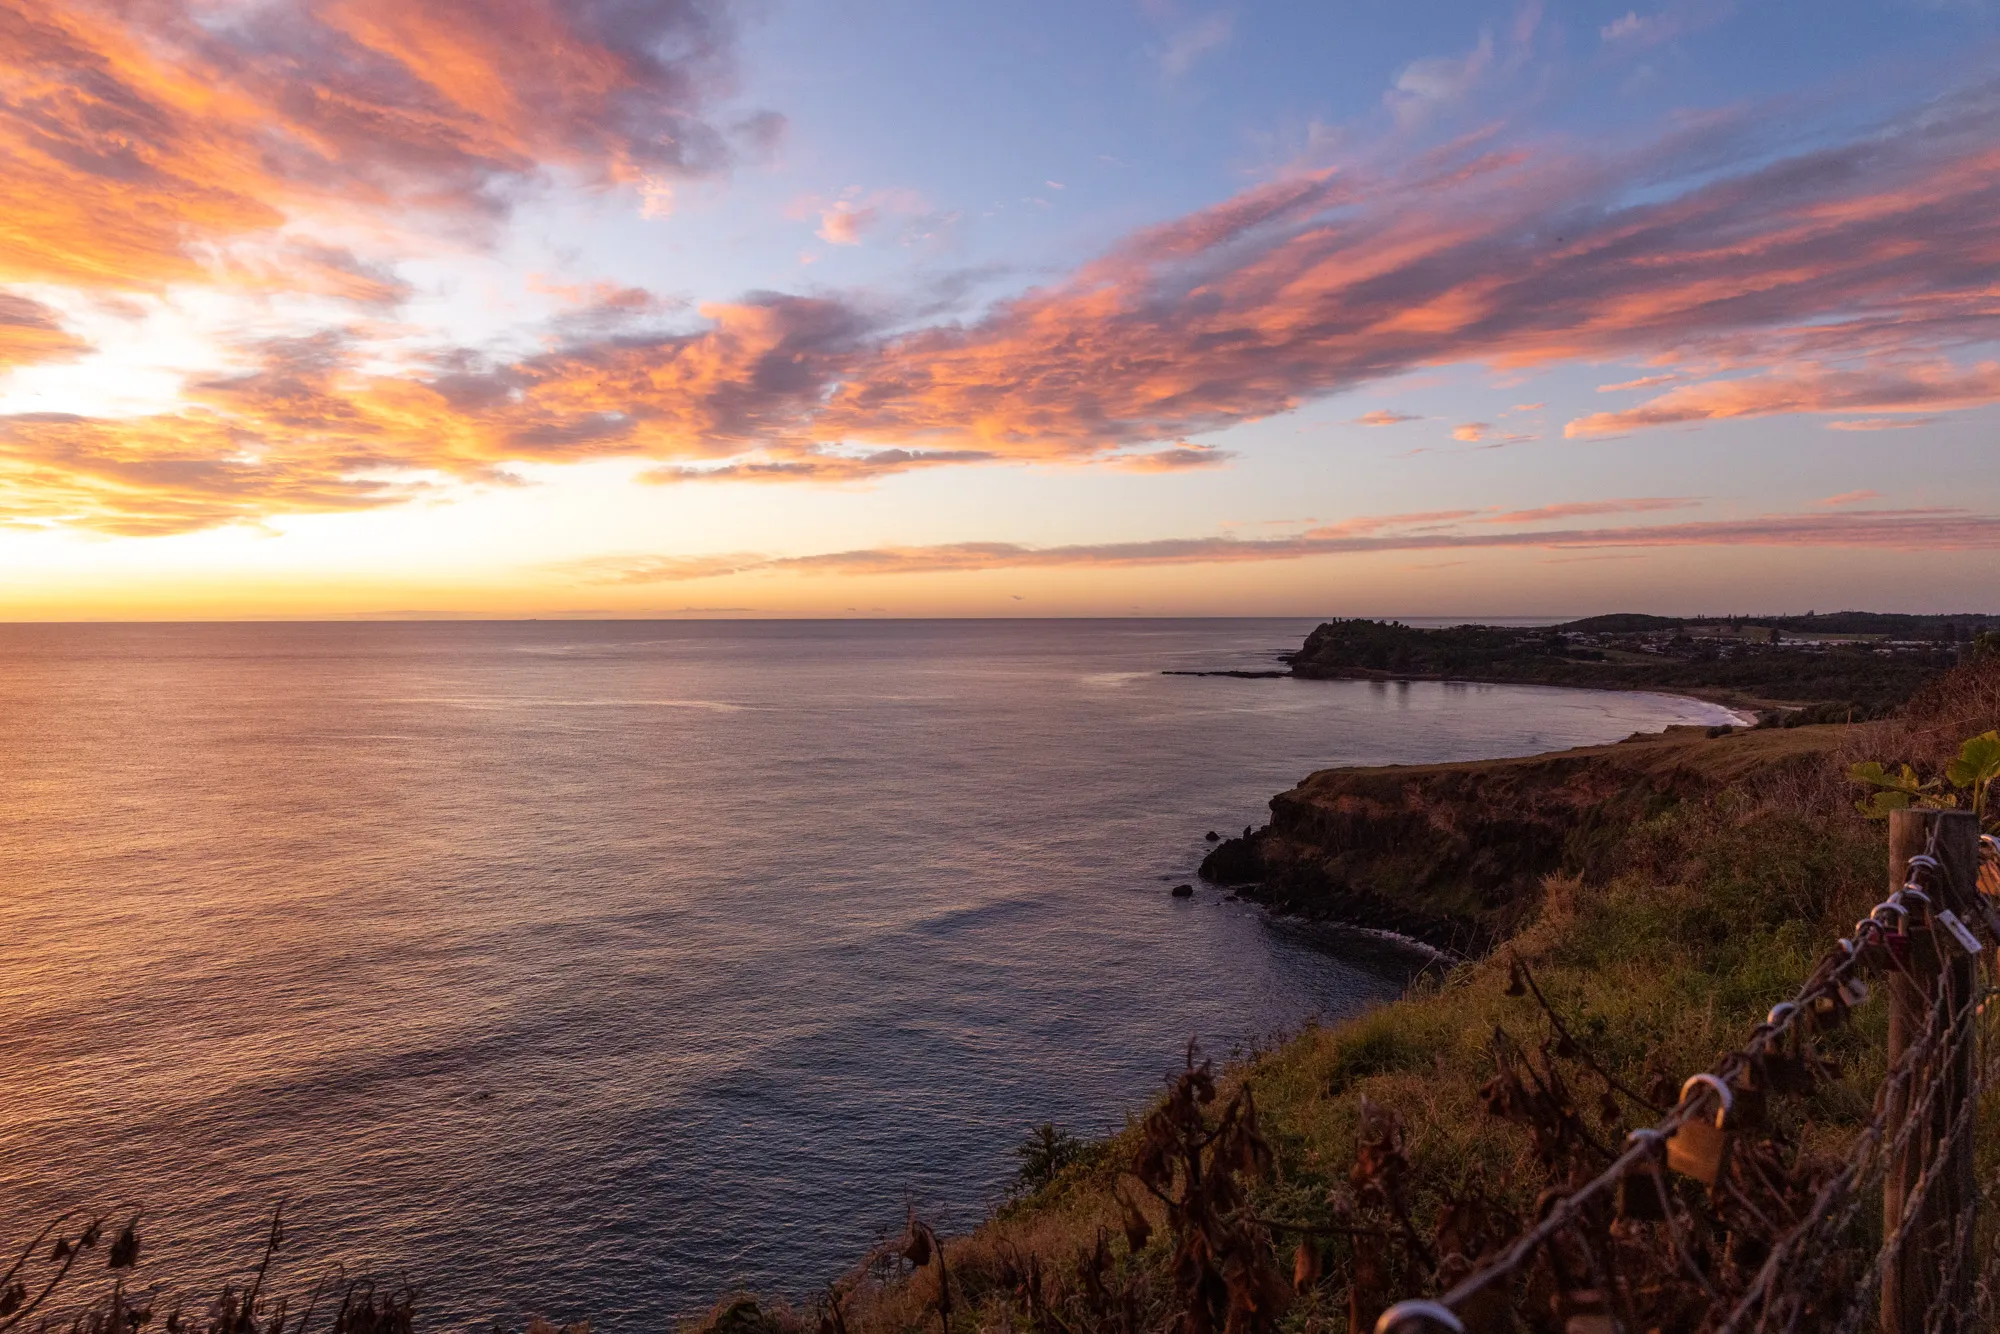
[1356,410,1422,425]
[1817,489,1881,506]
[1599,2,1731,50]
[1826,416,1942,431]
[1385,29,1496,126]
[1100,443,1235,471]
[1565,362,2000,437]
[1479,497,1702,523]
[1158,12,1233,79]
[558,504,2000,584]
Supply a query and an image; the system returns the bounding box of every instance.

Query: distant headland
[1174,611,1995,723]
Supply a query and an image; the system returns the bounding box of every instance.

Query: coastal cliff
[1199,722,1867,953]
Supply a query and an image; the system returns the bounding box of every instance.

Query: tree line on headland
[1285,612,1996,724]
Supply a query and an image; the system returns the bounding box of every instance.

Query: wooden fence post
[1882,808,1980,1334]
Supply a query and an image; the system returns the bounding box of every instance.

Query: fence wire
[1377,819,2000,1334]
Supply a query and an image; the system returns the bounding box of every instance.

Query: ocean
[0,619,1735,1327]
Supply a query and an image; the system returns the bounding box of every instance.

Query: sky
[2,0,1998,619]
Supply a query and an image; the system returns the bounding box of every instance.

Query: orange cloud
[1452,422,1491,441]
[1355,410,1421,425]
[0,293,86,367]
[0,411,423,535]
[0,0,757,292]
[1817,490,1881,506]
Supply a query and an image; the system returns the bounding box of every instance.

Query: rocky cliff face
[1199,723,1860,954]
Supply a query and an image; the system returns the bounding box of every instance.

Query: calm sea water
[0,620,1734,1328]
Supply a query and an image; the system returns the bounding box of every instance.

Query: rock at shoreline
[1170,883,1194,898]
[1197,834,1262,886]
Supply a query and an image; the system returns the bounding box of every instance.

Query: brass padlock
[1665,1074,1733,1185]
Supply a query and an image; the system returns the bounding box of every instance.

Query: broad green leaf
[1848,760,1927,794]
[1850,760,1895,790]
[1946,731,2000,790]
[1855,789,1914,819]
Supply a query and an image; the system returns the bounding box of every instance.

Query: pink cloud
[1452,422,1492,441]
[1099,444,1235,472]
[562,505,2000,583]
[1480,497,1702,523]
[1565,362,2000,437]
[1597,374,1678,392]
[816,204,880,246]
[1826,417,1941,431]
[1356,410,1422,425]
[1816,490,1881,506]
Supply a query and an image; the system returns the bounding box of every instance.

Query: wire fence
[1376,810,2000,1334]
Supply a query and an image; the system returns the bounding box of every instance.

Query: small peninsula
[1279,612,1989,720]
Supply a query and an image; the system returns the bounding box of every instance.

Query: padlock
[1937,908,1984,955]
[1615,1166,1668,1221]
[1666,1074,1733,1185]
[1667,1118,1729,1185]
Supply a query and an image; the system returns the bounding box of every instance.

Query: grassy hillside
[721,653,2000,1334]
[1198,723,1873,953]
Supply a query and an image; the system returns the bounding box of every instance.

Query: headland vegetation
[1278,612,1993,722]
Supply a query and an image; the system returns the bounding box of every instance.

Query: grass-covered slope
[1198,723,1872,953]
[735,655,2000,1334]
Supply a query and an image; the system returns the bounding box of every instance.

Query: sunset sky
[3,0,1997,618]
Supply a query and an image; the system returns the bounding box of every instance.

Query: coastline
[1166,663,1786,720]
[752,691,1928,1334]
